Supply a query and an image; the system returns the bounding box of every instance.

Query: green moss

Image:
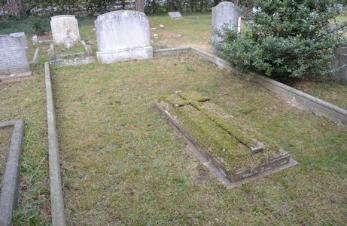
[163,92,281,174]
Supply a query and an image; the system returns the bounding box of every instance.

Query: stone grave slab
[168,12,182,20]
[0,120,24,226]
[51,15,81,45]
[0,35,31,81]
[155,91,297,188]
[212,1,241,50]
[95,10,153,63]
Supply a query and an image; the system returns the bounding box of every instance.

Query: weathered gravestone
[50,15,80,45]
[168,12,182,20]
[95,10,153,63]
[9,32,27,49]
[212,1,241,50]
[0,35,31,78]
[334,44,347,86]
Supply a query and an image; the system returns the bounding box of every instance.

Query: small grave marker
[168,12,182,20]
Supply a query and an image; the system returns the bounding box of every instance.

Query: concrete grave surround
[9,32,28,49]
[212,1,241,49]
[0,35,31,78]
[95,10,153,63]
[50,15,81,45]
[168,12,182,20]
[334,44,347,86]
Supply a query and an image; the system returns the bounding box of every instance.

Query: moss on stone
[163,92,282,174]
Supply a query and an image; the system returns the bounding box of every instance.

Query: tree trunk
[135,0,145,12]
[5,0,22,16]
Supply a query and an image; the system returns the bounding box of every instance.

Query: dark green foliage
[218,0,344,80]
[32,21,45,35]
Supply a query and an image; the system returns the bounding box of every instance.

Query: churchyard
[0,2,347,226]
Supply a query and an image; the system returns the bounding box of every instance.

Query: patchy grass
[293,80,347,109]
[0,66,49,224]
[149,14,211,51]
[53,54,346,225]
[0,127,12,188]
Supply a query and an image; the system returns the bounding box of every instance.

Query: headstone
[50,15,80,45]
[211,1,241,50]
[32,35,38,45]
[95,10,153,64]
[334,44,347,86]
[168,12,182,20]
[0,35,30,77]
[9,32,27,49]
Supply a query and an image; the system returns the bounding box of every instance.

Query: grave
[168,12,182,20]
[212,1,241,50]
[155,91,297,188]
[0,120,24,226]
[50,15,81,45]
[95,10,153,63]
[9,32,28,49]
[0,35,31,80]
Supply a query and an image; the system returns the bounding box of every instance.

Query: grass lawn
[53,54,347,225]
[0,127,12,184]
[0,69,50,224]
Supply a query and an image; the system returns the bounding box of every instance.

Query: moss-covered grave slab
[155,91,298,188]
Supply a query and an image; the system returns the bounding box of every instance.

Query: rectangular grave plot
[155,92,298,188]
[0,120,24,226]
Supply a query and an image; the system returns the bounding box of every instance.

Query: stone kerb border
[30,47,40,65]
[0,120,24,226]
[153,47,347,126]
[44,62,66,226]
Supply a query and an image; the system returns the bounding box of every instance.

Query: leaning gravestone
[0,35,31,78]
[168,12,182,20]
[9,32,27,49]
[50,15,80,45]
[95,10,153,63]
[212,1,241,50]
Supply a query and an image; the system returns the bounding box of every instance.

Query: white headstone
[168,12,182,20]
[50,15,80,45]
[0,35,30,76]
[9,32,28,49]
[95,10,153,64]
[212,1,241,49]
